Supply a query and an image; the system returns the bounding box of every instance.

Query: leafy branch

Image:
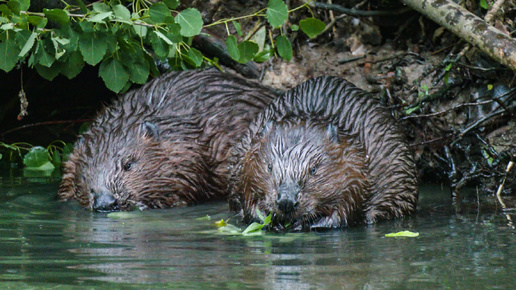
[0,0,326,92]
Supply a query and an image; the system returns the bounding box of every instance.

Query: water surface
[1,175,515,288]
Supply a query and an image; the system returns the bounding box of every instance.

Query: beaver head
[59,120,213,211]
[232,118,370,231]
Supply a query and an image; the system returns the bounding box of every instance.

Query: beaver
[228,76,418,231]
[58,69,277,211]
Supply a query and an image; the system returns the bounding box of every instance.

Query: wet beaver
[58,69,277,211]
[228,76,418,231]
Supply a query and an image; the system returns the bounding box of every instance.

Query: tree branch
[400,0,516,71]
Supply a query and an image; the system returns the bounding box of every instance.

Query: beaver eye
[267,163,272,173]
[123,160,133,171]
[310,167,317,175]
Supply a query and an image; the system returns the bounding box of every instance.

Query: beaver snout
[276,182,300,214]
[92,190,119,212]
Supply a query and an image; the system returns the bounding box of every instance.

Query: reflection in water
[0,180,516,287]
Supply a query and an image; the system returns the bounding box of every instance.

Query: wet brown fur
[58,69,277,210]
[228,77,418,230]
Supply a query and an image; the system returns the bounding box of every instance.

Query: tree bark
[400,0,516,71]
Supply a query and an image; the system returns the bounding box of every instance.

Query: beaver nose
[92,191,119,212]
[276,183,299,214]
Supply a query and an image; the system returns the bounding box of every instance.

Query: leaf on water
[299,18,326,39]
[275,35,292,61]
[107,211,139,219]
[218,224,242,235]
[99,57,130,93]
[24,161,55,172]
[226,35,239,61]
[214,219,227,227]
[175,8,203,37]
[242,222,264,235]
[195,215,211,221]
[266,0,288,28]
[385,231,419,238]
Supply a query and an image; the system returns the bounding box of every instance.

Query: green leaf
[163,0,180,9]
[88,11,112,23]
[154,30,174,45]
[35,63,60,81]
[6,0,20,15]
[290,24,299,31]
[275,35,292,61]
[251,26,266,52]
[385,231,419,238]
[237,40,258,64]
[27,15,47,28]
[175,8,203,37]
[133,24,148,38]
[36,39,55,67]
[0,4,12,17]
[299,17,326,38]
[242,222,265,235]
[0,37,20,72]
[112,4,130,21]
[24,160,55,172]
[149,2,170,23]
[129,61,149,84]
[79,32,107,66]
[59,50,84,79]
[17,0,30,11]
[226,34,239,61]
[18,30,36,57]
[253,48,272,63]
[480,0,489,9]
[92,2,110,13]
[266,0,288,28]
[43,8,69,25]
[188,47,203,67]
[99,57,130,93]
[232,21,242,37]
[149,31,169,59]
[23,146,50,168]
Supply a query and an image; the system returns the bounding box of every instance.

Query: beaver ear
[140,122,160,140]
[326,124,339,143]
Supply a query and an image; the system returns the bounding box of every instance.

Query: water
[1,175,516,288]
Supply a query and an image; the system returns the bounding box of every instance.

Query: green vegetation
[0,0,326,92]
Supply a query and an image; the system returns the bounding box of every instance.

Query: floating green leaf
[176,8,203,37]
[237,40,258,64]
[385,231,419,238]
[299,17,326,38]
[275,35,292,61]
[266,0,288,28]
[43,8,69,25]
[0,37,19,72]
[99,57,130,93]
[226,34,239,61]
[149,2,170,23]
[79,32,107,66]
